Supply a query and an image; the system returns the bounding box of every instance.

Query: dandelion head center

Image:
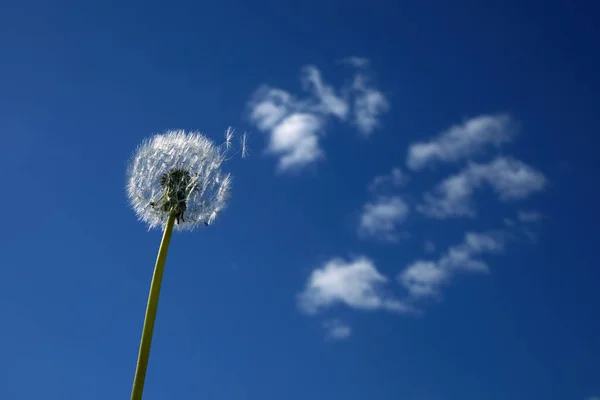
[151,168,195,224]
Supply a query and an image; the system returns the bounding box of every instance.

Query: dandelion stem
[130,212,176,400]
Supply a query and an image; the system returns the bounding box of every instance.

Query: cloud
[406,114,516,170]
[368,167,409,192]
[400,261,448,297]
[341,56,371,68]
[399,232,504,298]
[298,257,412,314]
[301,66,349,119]
[358,196,410,242]
[518,210,544,222]
[267,113,323,171]
[465,231,504,253]
[419,157,547,218]
[248,87,293,131]
[352,74,389,136]
[323,319,352,340]
[247,61,388,172]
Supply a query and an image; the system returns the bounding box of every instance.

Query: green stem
[130,212,176,400]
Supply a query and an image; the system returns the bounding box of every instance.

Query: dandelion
[127,130,231,231]
[126,129,237,400]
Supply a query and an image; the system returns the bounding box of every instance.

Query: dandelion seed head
[127,129,232,231]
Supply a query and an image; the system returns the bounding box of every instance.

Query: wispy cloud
[248,87,292,131]
[298,257,412,315]
[301,66,349,119]
[399,232,504,298]
[400,261,448,298]
[323,319,352,340]
[340,56,371,68]
[406,114,516,170]
[368,167,409,192]
[518,210,544,222]
[419,157,547,218]
[247,60,388,172]
[358,196,410,242]
[351,74,389,136]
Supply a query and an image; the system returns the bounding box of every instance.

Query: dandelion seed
[241,132,250,159]
[224,126,235,150]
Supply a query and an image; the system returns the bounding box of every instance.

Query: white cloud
[301,66,349,119]
[518,210,544,222]
[247,61,388,172]
[358,196,410,242]
[352,74,389,136]
[248,86,292,131]
[341,56,371,68]
[471,158,547,200]
[464,232,504,253]
[420,172,475,218]
[400,261,448,297]
[419,157,547,218]
[368,167,409,192]
[399,232,504,298]
[268,113,323,171]
[298,257,411,314]
[323,319,352,340]
[406,114,516,170]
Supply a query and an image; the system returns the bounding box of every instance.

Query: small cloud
[399,231,504,299]
[504,218,515,227]
[424,240,436,253]
[368,167,409,192]
[419,172,475,218]
[418,157,547,219]
[464,231,504,253]
[340,56,371,68]
[518,210,544,222]
[323,319,352,340]
[358,196,410,242]
[351,74,389,136]
[247,61,388,172]
[400,261,448,298]
[406,114,516,170]
[248,86,293,131]
[267,113,323,171]
[472,158,547,200]
[298,257,412,314]
[301,66,349,119]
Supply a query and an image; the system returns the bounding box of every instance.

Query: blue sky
[1,0,599,399]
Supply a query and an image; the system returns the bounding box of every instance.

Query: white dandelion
[126,128,240,400]
[127,129,232,231]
